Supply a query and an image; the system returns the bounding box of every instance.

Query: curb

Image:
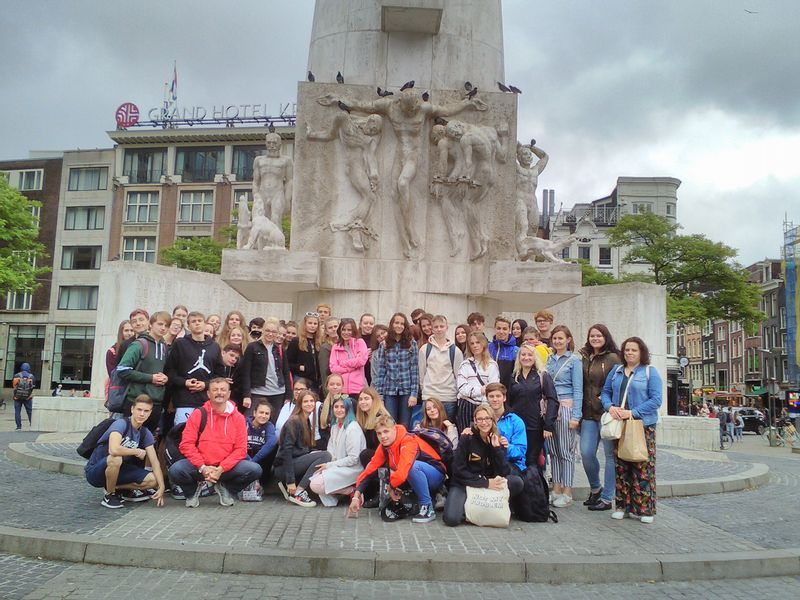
[0,525,797,584]
[6,443,772,498]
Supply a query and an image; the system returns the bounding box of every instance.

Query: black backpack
[511,465,558,523]
[77,417,141,459]
[413,426,454,466]
[164,408,208,467]
[13,375,34,401]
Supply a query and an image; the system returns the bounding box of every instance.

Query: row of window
[123,146,263,183]
[5,286,100,312]
[1,169,44,191]
[561,245,613,266]
[3,324,95,386]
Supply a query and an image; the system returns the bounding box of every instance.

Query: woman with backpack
[601,337,663,524]
[455,332,500,432]
[418,397,458,448]
[443,403,523,527]
[350,414,445,523]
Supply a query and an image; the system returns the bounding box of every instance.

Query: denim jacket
[545,351,583,421]
[600,364,662,427]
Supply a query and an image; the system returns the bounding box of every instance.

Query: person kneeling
[443,403,523,527]
[168,378,261,507]
[350,414,445,523]
[85,395,166,509]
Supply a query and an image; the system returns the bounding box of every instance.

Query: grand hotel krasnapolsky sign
[115,102,297,129]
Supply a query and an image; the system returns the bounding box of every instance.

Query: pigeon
[744,9,758,14]
[307,71,315,82]
[433,116,448,127]
[336,71,344,84]
[509,85,522,94]
[268,123,276,133]
[337,100,351,114]
[497,82,511,92]
[466,87,478,100]
[421,91,430,102]
[529,138,536,148]
[464,81,473,92]
[377,87,394,97]
[400,80,415,91]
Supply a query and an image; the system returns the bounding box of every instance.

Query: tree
[608,213,764,327]
[0,176,50,295]
[159,229,236,274]
[577,260,617,286]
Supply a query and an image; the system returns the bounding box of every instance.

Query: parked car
[736,408,766,434]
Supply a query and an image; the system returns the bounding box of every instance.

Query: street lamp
[760,350,780,447]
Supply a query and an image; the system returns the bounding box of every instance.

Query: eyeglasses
[474,417,493,423]
[305,311,319,317]
[263,329,278,335]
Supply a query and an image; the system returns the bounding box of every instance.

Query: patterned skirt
[614,425,656,516]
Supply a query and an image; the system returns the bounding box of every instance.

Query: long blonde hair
[356,387,386,430]
[298,313,322,352]
[466,332,491,370]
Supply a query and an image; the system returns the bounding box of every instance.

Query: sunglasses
[305,311,319,317]
[249,330,262,338]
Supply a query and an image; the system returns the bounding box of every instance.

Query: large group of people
[84,302,663,526]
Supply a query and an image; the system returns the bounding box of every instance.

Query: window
[57,286,98,310]
[771,293,777,318]
[125,191,160,223]
[3,325,45,386]
[561,247,570,260]
[232,146,262,181]
[631,203,652,214]
[5,291,32,311]
[175,147,223,182]
[53,326,95,385]
[123,237,156,263]
[666,323,677,356]
[18,169,43,191]
[123,148,166,183]
[65,206,104,230]
[231,190,252,224]
[782,359,788,383]
[68,167,108,191]
[781,332,787,350]
[665,203,675,216]
[702,320,712,335]
[780,307,786,328]
[179,190,214,223]
[717,325,726,340]
[578,246,591,261]
[61,246,102,270]
[598,246,611,266]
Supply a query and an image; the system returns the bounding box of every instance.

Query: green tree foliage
[577,260,617,286]
[608,213,764,328]
[159,234,236,274]
[0,176,50,294]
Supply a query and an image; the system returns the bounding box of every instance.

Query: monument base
[32,396,108,433]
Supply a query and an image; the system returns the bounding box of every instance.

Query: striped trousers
[547,404,576,487]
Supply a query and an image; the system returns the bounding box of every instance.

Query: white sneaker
[277,481,290,501]
[549,493,562,506]
[215,483,234,507]
[639,515,654,524]
[552,494,573,508]
[185,485,202,508]
[611,511,627,520]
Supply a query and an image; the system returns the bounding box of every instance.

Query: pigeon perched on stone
[336,71,344,84]
[400,80,415,91]
[421,91,430,102]
[433,116,448,126]
[337,100,351,113]
[268,123,276,133]
[307,71,315,82]
[377,87,394,97]
[509,85,522,94]
[530,138,536,148]
[497,82,511,92]
[466,87,478,99]
[464,81,473,92]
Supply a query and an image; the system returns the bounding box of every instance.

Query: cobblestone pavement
[3,557,798,600]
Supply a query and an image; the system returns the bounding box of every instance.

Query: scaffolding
[783,219,799,387]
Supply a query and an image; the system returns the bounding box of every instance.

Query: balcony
[560,206,619,227]
[122,169,165,184]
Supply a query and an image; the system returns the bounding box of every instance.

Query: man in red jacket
[168,378,261,507]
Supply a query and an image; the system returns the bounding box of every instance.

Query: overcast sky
[1,0,797,265]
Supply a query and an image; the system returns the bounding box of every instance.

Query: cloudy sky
[1,0,797,265]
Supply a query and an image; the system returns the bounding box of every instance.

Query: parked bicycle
[720,430,733,450]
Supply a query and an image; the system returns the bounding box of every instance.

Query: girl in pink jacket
[328,318,369,395]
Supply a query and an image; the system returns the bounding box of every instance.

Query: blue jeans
[14,398,33,429]
[443,401,458,423]
[383,394,411,427]
[405,460,444,506]
[168,458,262,496]
[580,419,615,503]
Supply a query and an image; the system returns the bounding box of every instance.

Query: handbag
[618,419,648,462]
[600,367,629,440]
[464,484,511,528]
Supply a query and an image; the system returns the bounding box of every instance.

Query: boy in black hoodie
[165,312,225,425]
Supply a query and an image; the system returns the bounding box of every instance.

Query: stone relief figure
[318,89,487,258]
[429,123,465,257]
[516,141,549,237]
[244,194,286,250]
[306,113,384,252]
[236,194,252,250]
[444,119,509,260]
[253,132,293,226]
[518,234,576,263]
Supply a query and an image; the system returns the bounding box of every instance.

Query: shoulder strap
[195,407,208,446]
[425,344,432,360]
[646,365,650,381]
[552,354,574,382]
[449,344,456,368]
[468,358,485,385]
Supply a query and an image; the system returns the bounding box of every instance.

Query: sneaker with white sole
[101,492,123,509]
[185,485,203,508]
[288,489,316,508]
[277,481,290,501]
[549,493,562,506]
[171,485,186,500]
[639,515,654,524]
[412,503,436,523]
[121,489,150,503]
[552,494,573,508]
[215,483,234,506]
[611,511,628,520]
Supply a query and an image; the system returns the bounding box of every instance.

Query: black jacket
[285,337,320,390]
[164,335,225,409]
[239,340,291,400]
[451,429,511,488]
[273,418,312,484]
[507,369,558,432]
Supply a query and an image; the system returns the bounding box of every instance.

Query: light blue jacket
[545,351,583,421]
[497,411,527,472]
[601,364,662,427]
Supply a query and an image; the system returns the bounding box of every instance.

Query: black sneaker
[583,488,603,506]
[121,489,150,503]
[171,485,186,500]
[377,467,390,509]
[412,503,436,523]
[101,492,123,509]
[588,499,612,511]
[362,496,379,509]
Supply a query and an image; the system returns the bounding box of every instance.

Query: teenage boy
[316,304,332,322]
[168,378,261,507]
[117,311,170,431]
[221,344,243,410]
[164,311,225,425]
[114,308,150,368]
[467,312,485,334]
[533,310,555,347]
[485,383,527,473]
[488,316,519,389]
[418,315,463,422]
[84,395,166,508]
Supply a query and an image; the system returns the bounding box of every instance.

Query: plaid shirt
[373,339,419,396]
